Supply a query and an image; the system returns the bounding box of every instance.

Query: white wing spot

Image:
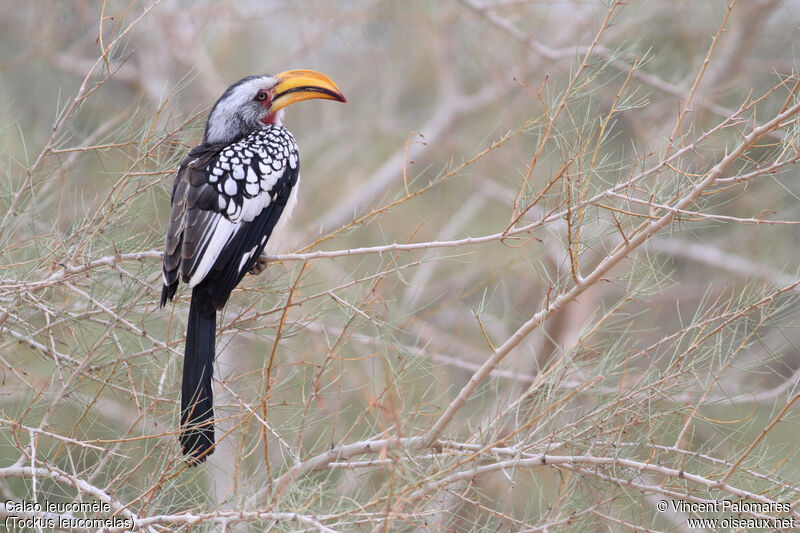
[246,166,258,183]
[224,177,237,196]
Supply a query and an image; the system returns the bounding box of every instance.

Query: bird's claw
[249,255,269,276]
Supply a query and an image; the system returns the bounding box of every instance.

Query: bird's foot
[249,254,269,276]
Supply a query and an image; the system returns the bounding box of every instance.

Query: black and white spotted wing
[161,125,299,312]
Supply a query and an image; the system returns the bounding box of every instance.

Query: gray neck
[203,112,249,145]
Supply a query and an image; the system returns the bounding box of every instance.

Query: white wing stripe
[238,190,271,222]
[188,217,237,287]
[237,244,259,274]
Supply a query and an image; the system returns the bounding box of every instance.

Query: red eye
[255,90,269,103]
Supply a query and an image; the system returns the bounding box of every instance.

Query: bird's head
[203,69,346,144]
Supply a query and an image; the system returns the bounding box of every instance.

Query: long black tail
[180,287,216,462]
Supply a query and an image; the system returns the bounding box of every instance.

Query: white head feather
[203,75,284,145]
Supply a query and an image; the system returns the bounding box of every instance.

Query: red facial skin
[255,90,278,124]
[260,111,279,125]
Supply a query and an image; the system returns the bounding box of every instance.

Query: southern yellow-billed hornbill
[161,71,345,463]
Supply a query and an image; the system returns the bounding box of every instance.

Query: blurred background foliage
[1,0,800,531]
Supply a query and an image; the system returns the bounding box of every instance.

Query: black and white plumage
[160,71,345,463]
[162,127,300,306]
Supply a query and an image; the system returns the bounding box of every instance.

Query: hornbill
[160,71,345,463]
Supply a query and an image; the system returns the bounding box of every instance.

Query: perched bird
[161,70,346,463]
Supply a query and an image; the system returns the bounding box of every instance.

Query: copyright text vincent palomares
[656,499,795,529]
[4,499,134,530]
